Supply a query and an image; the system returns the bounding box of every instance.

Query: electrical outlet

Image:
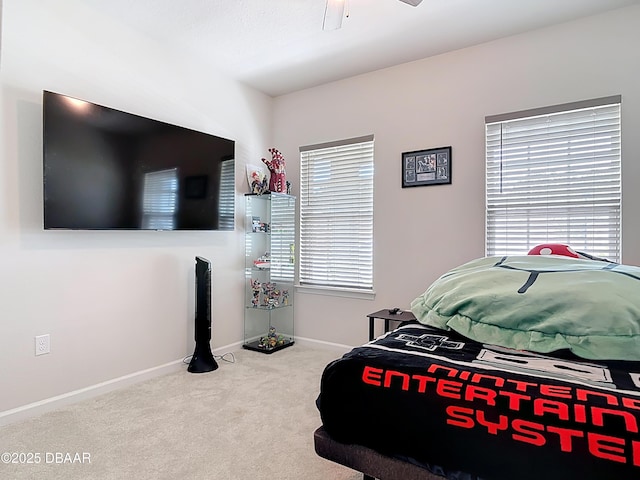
[35,334,51,356]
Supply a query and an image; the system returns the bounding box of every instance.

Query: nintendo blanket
[317,323,640,480]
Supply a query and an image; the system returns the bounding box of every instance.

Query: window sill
[295,284,376,300]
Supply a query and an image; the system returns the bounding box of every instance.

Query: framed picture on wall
[402,146,452,187]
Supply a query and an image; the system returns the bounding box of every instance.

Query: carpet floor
[0,345,362,480]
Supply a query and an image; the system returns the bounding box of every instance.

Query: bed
[315,252,640,480]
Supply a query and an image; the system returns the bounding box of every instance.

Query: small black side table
[366,309,416,341]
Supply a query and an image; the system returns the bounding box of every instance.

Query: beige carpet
[0,346,362,480]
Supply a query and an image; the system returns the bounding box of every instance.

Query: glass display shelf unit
[243,192,295,354]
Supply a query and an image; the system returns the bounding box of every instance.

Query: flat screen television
[43,90,235,230]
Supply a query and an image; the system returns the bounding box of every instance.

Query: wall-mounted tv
[43,90,235,230]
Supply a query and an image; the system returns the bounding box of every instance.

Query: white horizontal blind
[300,136,374,290]
[486,98,621,261]
[141,168,178,230]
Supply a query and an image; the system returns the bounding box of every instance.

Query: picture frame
[402,146,451,188]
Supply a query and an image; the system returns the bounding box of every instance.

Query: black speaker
[188,256,219,373]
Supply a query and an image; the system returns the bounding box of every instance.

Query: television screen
[43,90,235,230]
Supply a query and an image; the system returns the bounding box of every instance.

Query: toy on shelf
[250,279,291,309]
[262,148,286,193]
[246,164,268,195]
[258,326,288,350]
[253,252,271,269]
[251,216,270,233]
[250,279,261,308]
[261,281,280,308]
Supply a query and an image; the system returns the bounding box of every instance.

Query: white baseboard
[0,341,244,427]
[213,340,244,355]
[293,335,353,354]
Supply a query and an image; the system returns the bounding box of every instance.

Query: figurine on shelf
[270,288,281,308]
[261,281,280,308]
[281,289,289,306]
[262,148,286,193]
[250,279,261,308]
[258,326,288,349]
[251,216,270,233]
[268,326,277,339]
[258,326,277,349]
[266,298,277,308]
[261,281,273,294]
[246,164,268,195]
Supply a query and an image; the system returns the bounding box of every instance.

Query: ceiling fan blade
[398,0,424,5]
[323,0,346,31]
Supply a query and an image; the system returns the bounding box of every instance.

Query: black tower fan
[188,256,219,373]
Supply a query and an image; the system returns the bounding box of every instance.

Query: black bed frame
[314,426,445,480]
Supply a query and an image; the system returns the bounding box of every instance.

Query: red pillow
[528,243,580,258]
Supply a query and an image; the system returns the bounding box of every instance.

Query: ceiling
[83,0,639,97]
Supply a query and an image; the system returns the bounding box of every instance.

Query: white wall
[273,5,640,347]
[0,0,272,414]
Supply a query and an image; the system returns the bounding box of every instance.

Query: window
[485,96,621,262]
[299,135,374,291]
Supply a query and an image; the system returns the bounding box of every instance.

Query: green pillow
[410,255,640,361]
